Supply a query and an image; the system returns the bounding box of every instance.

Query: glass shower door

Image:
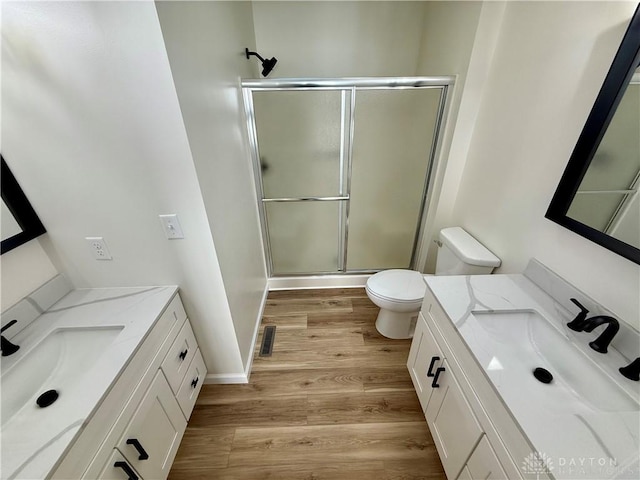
[346,88,443,270]
[252,90,350,274]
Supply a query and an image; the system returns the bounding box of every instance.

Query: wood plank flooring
[169,288,445,480]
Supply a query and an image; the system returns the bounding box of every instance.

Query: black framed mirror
[546,5,640,265]
[1,155,47,254]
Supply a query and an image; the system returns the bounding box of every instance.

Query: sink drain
[533,367,553,384]
[36,390,59,408]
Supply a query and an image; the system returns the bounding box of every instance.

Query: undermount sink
[470,310,639,414]
[1,326,123,428]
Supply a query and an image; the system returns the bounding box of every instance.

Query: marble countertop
[424,271,639,479]
[0,285,178,480]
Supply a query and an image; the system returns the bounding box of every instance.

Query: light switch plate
[86,237,113,260]
[159,214,184,239]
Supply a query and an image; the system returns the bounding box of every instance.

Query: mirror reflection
[567,69,640,249]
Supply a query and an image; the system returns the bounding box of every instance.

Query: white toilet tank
[435,227,501,275]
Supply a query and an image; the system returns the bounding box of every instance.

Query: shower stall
[242,77,453,276]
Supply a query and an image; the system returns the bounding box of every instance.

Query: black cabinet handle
[126,438,149,460]
[114,461,139,480]
[191,376,199,389]
[432,367,445,388]
[179,349,188,361]
[427,356,440,377]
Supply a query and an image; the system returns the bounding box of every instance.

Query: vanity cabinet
[175,349,206,418]
[96,450,139,480]
[408,288,532,480]
[407,313,444,412]
[116,370,187,479]
[52,293,206,480]
[465,435,508,480]
[425,355,483,479]
[411,311,483,479]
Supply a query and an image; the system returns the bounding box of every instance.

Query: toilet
[365,227,501,339]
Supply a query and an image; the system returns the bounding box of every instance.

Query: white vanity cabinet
[425,355,483,479]
[161,319,206,420]
[96,450,139,480]
[115,370,187,480]
[410,311,483,479]
[407,313,444,412]
[465,436,508,480]
[408,287,538,480]
[52,293,206,480]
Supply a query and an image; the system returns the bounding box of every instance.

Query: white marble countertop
[424,272,639,480]
[0,285,178,480]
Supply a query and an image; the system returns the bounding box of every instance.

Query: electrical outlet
[86,237,113,260]
[159,214,184,239]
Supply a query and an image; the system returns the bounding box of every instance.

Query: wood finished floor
[168,288,446,480]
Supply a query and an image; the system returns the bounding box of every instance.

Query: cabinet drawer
[176,348,207,419]
[95,450,141,480]
[163,293,187,326]
[161,319,197,394]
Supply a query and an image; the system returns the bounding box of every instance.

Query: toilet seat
[366,269,426,303]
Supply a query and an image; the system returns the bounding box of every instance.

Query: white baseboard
[203,283,269,385]
[243,283,269,382]
[268,274,371,290]
[204,372,248,384]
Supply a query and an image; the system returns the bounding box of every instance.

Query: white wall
[155,1,267,372]
[452,1,640,330]
[252,1,428,78]
[0,239,58,310]
[413,1,490,272]
[1,1,245,375]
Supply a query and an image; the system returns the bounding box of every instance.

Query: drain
[36,389,59,408]
[259,326,276,357]
[533,367,553,384]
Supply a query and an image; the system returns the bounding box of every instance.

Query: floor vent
[259,325,276,357]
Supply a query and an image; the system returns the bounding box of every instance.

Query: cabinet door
[457,466,473,480]
[407,312,443,412]
[425,359,483,480]
[96,450,141,480]
[466,435,508,480]
[117,370,187,480]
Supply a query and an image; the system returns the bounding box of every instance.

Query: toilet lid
[367,269,426,303]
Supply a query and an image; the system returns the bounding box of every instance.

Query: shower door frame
[242,77,455,277]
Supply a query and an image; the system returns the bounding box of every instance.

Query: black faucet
[1,320,20,356]
[619,358,640,381]
[581,315,619,354]
[567,298,590,331]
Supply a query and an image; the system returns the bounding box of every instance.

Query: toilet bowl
[365,269,425,339]
[366,227,501,339]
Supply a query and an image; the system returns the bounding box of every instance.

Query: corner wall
[1,1,245,375]
[452,1,640,330]
[155,1,268,372]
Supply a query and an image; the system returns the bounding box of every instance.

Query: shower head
[245,48,278,77]
[261,57,278,77]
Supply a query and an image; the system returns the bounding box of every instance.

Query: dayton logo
[522,451,554,479]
